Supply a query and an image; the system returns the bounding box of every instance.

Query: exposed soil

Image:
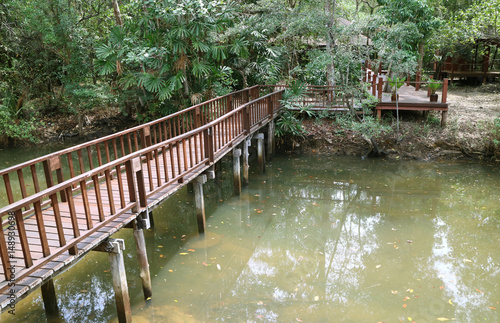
[283,83,500,161]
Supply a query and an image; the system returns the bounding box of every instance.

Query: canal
[1,149,499,322]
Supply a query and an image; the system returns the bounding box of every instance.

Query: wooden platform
[374,83,449,127]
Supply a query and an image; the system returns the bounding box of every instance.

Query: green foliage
[427,81,442,94]
[335,113,393,138]
[388,76,406,93]
[275,81,313,138]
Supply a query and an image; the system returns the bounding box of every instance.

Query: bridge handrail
[0,86,260,210]
[0,89,283,283]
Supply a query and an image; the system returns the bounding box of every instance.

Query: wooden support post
[255,133,265,173]
[371,73,377,96]
[233,148,241,195]
[204,165,215,180]
[243,136,251,186]
[267,121,275,161]
[133,219,152,300]
[148,210,154,228]
[95,239,131,323]
[377,77,383,101]
[41,279,59,316]
[441,111,448,127]
[194,175,207,233]
[441,78,448,104]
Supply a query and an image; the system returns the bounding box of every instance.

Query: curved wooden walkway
[0,86,283,319]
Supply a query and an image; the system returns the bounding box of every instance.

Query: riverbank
[283,83,500,161]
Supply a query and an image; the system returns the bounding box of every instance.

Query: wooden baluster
[96,143,103,167]
[176,140,182,175]
[87,146,94,170]
[0,221,12,280]
[127,133,133,154]
[113,138,118,160]
[169,142,176,178]
[154,150,161,187]
[92,174,105,222]
[105,169,116,215]
[442,78,448,103]
[30,164,40,193]
[378,77,383,101]
[372,73,377,96]
[116,165,126,209]
[162,147,169,182]
[120,136,126,157]
[49,194,66,246]
[65,186,80,255]
[43,156,66,202]
[134,131,139,151]
[34,201,50,257]
[14,209,33,267]
[17,169,29,209]
[105,141,111,164]
[78,181,93,230]
[125,159,138,213]
[3,174,14,204]
[67,152,76,180]
[182,138,188,171]
[77,150,85,174]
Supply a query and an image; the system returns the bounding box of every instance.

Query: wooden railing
[0,89,283,284]
[261,85,348,108]
[0,86,260,213]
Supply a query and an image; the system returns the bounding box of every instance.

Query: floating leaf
[406,289,414,293]
[402,304,407,308]
[463,259,472,263]
[217,264,221,270]
[168,269,173,272]
[391,290,399,295]
[158,245,164,248]
[312,203,319,206]
[314,296,319,301]
[448,299,454,306]
[436,318,449,321]
[179,252,189,255]
[489,306,496,310]
[188,249,195,252]
[476,289,484,294]
[407,318,412,321]
[376,265,382,269]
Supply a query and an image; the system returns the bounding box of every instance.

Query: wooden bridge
[0,86,285,322]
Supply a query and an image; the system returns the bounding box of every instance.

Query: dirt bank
[284,83,500,161]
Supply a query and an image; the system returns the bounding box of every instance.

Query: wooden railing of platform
[261,85,349,110]
[0,88,282,292]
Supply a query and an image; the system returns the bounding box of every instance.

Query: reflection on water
[2,155,500,322]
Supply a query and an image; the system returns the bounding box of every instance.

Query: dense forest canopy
[0,0,498,143]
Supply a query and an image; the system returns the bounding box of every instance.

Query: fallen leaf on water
[376,264,381,269]
[257,210,263,213]
[188,249,195,252]
[179,252,189,255]
[314,296,319,301]
[217,264,221,270]
[158,245,164,248]
[391,290,399,295]
[403,296,410,301]
[168,269,173,272]
[296,319,303,322]
[312,202,319,206]
[402,304,407,308]
[436,318,449,321]
[489,306,496,310]
[439,286,444,290]
[202,262,209,266]
[476,289,484,294]
[159,254,164,258]
[448,299,454,306]
[407,317,411,322]
[406,289,414,293]
[463,259,472,263]
[254,194,260,197]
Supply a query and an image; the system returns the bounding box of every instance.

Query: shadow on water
[1,154,500,322]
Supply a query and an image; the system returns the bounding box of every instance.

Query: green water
[1,153,500,322]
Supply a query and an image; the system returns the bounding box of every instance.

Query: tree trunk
[325,0,337,86]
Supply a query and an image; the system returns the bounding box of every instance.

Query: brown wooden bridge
[0,79,453,322]
[0,86,285,322]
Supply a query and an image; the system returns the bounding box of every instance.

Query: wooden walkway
[0,86,283,317]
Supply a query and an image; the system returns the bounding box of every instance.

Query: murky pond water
[2,152,500,322]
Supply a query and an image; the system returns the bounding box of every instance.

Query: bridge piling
[194,175,208,233]
[95,239,131,323]
[255,133,266,173]
[243,136,251,186]
[233,149,242,195]
[133,219,152,300]
[41,279,59,316]
[267,121,275,161]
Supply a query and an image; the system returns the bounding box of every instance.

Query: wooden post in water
[243,136,251,186]
[41,279,59,316]
[267,121,275,161]
[233,148,241,195]
[133,219,152,300]
[95,239,131,323]
[194,175,207,233]
[255,133,265,173]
